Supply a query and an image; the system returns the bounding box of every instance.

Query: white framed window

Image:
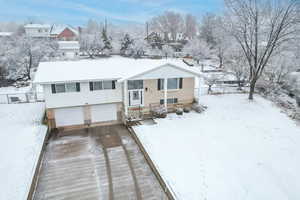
[128,80,143,90]
[51,83,80,94]
[55,84,66,93]
[90,80,116,91]
[168,78,179,90]
[66,83,77,92]
[158,78,182,90]
[160,98,178,105]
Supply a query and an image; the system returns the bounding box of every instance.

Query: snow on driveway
[0,103,47,200]
[134,94,300,200]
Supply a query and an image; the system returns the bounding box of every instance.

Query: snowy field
[0,103,47,200]
[134,94,300,200]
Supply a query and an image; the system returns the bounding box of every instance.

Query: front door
[129,90,143,107]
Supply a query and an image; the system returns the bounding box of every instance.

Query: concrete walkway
[33,125,167,200]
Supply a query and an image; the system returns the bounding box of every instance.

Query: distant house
[51,25,79,41]
[0,32,13,38]
[24,24,52,38]
[34,57,202,129]
[57,41,80,59]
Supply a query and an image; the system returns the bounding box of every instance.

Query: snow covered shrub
[152,106,167,118]
[192,103,207,113]
[183,107,191,113]
[176,108,183,115]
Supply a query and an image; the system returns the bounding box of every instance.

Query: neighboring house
[0,32,13,38]
[34,57,201,129]
[57,41,80,59]
[24,24,52,38]
[50,25,79,41]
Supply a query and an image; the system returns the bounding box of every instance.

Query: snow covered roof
[24,24,51,29]
[34,56,201,84]
[51,24,79,35]
[58,41,80,50]
[0,32,13,37]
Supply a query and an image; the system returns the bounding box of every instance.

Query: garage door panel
[91,104,117,123]
[55,107,84,127]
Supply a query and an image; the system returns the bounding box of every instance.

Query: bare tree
[225,44,249,89]
[150,11,184,41]
[183,38,212,63]
[225,0,300,100]
[199,13,218,45]
[184,14,198,40]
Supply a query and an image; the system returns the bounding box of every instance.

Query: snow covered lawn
[134,94,300,200]
[0,103,47,200]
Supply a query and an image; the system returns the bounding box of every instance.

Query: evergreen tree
[101,28,112,52]
[120,34,134,55]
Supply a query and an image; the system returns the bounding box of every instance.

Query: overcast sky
[0,0,224,25]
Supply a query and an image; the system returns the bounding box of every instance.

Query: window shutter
[158,79,161,90]
[179,78,183,89]
[51,84,56,94]
[112,81,116,89]
[89,82,94,91]
[76,83,80,92]
[128,92,131,106]
[160,99,164,105]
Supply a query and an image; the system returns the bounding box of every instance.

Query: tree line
[0,0,300,100]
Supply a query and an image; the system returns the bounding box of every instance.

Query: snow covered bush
[183,107,191,113]
[151,106,167,118]
[176,108,183,115]
[192,103,207,113]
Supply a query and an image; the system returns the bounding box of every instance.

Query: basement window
[160,98,178,105]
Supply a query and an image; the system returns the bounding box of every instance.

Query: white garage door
[91,104,117,123]
[55,107,84,127]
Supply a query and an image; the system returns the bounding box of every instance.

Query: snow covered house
[57,41,80,59]
[50,25,79,41]
[0,32,13,38]
[24,24,52,38]
[34,57,201,129]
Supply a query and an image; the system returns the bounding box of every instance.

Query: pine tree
[101,28,112,51]
[120,34,134,55]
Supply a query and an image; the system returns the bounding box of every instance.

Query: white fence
[195,85,249,99]
[0,92,44,104]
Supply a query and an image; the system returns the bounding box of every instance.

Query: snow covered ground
[0,103,47,200]
[134,94,300,200]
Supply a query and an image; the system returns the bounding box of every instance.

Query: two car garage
[54,104,119,127]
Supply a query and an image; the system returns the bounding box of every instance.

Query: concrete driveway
[33,125,167,200]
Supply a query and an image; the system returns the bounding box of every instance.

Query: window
[160,98,178,105]
[66,83,77,92]
[158,78,183,90]
[55,84,66,93]
[128,80,143,90]
[51,83,80,94]
[103,81,114,89]
[90,80,116,91]
[168,78,179,90]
